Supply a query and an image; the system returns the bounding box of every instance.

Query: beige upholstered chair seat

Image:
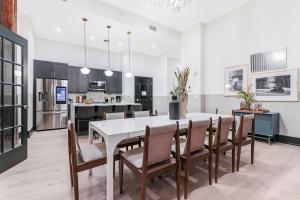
[121,147,144,168]
[79,143,118,163]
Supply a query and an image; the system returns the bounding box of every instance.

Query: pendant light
[104,25,113,77]
[125,31,133,78]
[80,17,90,75]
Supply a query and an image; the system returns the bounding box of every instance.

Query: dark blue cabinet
[234,111,279,143]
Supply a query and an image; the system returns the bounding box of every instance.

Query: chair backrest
[67,120,83,165]
[104,112,125,120]
[185,119,211,154]
[143,123,178,167]
[133,111,150,118]
[155,110,168,116]
[214,116,235,146]
[237,114,255,140]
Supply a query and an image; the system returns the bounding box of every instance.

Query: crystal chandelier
[145,0,192,12]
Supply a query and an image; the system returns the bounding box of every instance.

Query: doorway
[135,76,153,114]
[0,25,28,173]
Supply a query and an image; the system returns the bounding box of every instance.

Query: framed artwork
[224,65,249,96]
[251,68,299,102]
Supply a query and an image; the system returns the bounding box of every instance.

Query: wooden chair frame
[67,122,118,200]
[235,114,255,171]
[119,122,181,200]
[212,116,236,183]
[180,119,213,199]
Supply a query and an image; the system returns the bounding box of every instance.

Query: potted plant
[169,87,180,120]
[236,87,255,110]
[173,67,190,118]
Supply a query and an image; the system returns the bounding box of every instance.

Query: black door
[135,76,153,114]
[0,25,28,173]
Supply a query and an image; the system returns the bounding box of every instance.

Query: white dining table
[88,112,232,200]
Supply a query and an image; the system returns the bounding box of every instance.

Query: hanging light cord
[83,18,87,68]
[128,31,131,72]
[107,26,111,69]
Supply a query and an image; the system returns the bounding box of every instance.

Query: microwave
[89,81,106,91]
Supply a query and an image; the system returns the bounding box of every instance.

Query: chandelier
[145,0,192,12]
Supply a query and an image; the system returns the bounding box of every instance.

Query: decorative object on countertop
[224,64,248,96]
[125,31,134,78]
[83,99,93,104]
[169,95,180,120]
[104,25,113,77]
[251,68,299,102]
[80,17,90,75]
[172,67,190,118]
[236,87,255,110]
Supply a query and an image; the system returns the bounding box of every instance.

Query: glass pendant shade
[80,67,90,75]
[105,69,113,76]
[126,31,133,78]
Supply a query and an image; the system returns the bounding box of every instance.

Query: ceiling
[18,0,252,56]
[98,0,253,31]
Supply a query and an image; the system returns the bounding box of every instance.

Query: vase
[179,94,188,118]
[169,96,180,120]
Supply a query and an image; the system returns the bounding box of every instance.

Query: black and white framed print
[224,65,248,96]
[251,69,299,101]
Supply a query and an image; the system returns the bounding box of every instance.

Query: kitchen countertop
[71,102,141,107]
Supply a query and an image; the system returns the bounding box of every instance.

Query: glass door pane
[3,39,13,61]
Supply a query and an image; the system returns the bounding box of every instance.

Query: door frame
[0,24,28,173]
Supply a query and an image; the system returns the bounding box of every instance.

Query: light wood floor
[1,129,300,200]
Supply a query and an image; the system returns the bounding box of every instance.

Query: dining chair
[205,116,236,183]
[172,119,213,199]
[231,114,255,171]
[104,112,142,150]
[133,110,150,118]
[119,123,181,200]
[67,121,118,200]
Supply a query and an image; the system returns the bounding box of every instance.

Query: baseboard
[276,135,300,146]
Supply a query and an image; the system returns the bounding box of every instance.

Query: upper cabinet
[68,66,79,93]
[34,60,68,80]
[34,60,122,94]
[106,70,122,94]
[88,68,106,82]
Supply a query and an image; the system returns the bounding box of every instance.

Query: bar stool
[95,105,113,120]
[75,106,95,136]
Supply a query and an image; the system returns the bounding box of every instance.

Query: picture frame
[251,68,299,102]
[224,64,249,96]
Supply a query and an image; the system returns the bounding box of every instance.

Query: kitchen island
[70,102,142,135]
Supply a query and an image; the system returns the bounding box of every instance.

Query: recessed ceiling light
[91,35,95,40]
[151,44,156,49]
[56,27,62,32]
[118,42,123,46]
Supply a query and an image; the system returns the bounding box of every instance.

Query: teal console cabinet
[234,111,280,144]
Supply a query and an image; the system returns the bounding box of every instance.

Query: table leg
[105,138,119,200]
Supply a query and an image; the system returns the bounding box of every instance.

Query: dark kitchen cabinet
[34,60,68,80]
[34,60,53,78]
[68,66,79,93]
[54,62,68,79]
[88,68,99,82]
[89,68,106,82]
[106,71,122,93]
[78,71,89,93]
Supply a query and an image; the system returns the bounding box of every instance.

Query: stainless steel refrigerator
[35,78,68,130]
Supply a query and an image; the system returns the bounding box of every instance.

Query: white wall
[205,0,300,137]
[181,23,206,112]
[18,14,35,131]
